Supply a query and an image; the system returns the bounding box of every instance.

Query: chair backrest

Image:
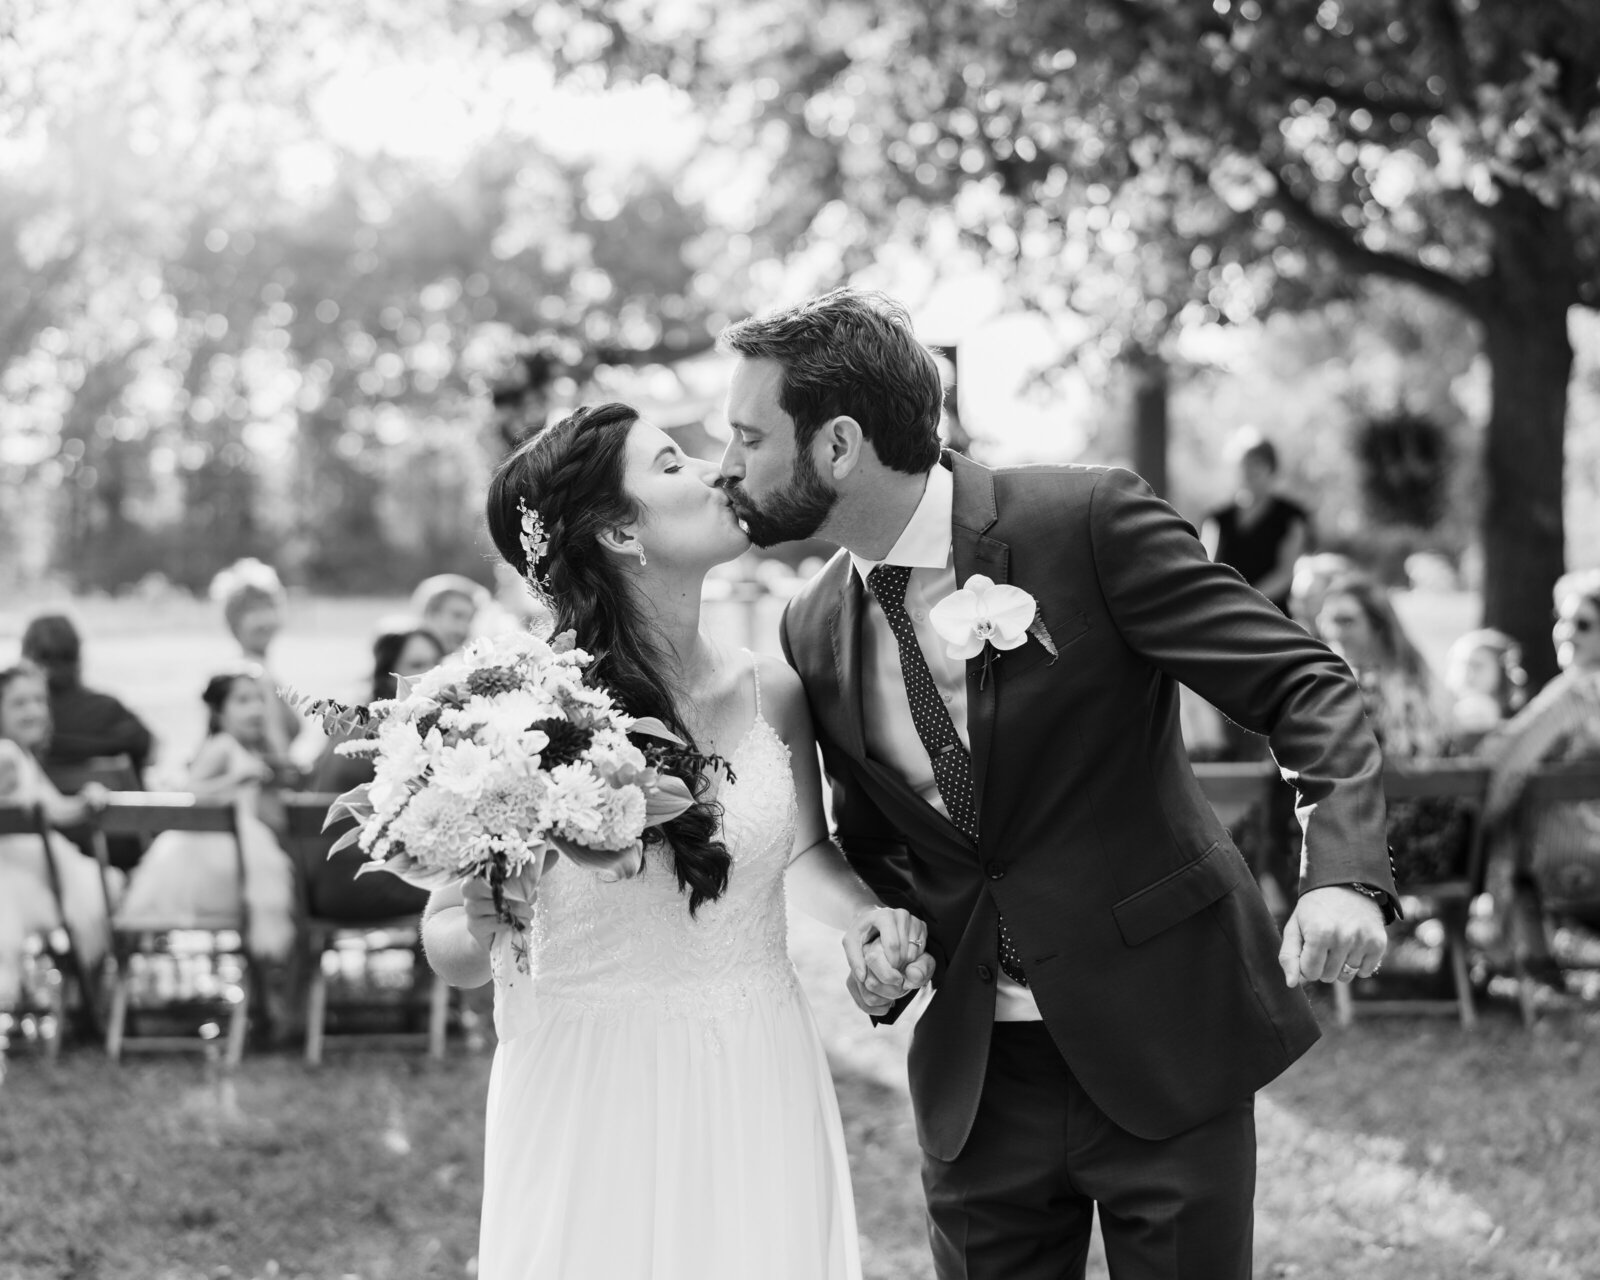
[281,792,341,840]
[1381,761,1492,801]
[0,801,49,839]
[1381,761,1492,890]
[1523,760,1600,805]
[95,792,243,837]
[1191,762,1277,808]
[92,793,252,950]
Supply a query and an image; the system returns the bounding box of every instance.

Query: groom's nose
[719,435,745,480]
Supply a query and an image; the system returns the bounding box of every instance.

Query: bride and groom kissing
[421,288,1396,1280]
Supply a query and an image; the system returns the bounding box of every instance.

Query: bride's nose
[694,459,723,487]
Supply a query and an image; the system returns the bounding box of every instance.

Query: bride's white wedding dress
[478,664,862,1280]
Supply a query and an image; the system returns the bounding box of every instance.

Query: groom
[717,290,1395,1280]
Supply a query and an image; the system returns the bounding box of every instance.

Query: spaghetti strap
[744,648,762,719]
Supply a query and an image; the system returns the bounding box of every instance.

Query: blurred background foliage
[2,0,1598,679]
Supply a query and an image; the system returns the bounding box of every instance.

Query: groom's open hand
[1278,885,1388,987]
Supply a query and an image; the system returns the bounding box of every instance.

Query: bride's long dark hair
[486,401,731,913]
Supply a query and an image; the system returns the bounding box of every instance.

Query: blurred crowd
[2,442,1598,1039]
[1194,430,1600,996]
[0,551,819,1044]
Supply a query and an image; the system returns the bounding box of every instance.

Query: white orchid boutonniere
[929,574,1058,687]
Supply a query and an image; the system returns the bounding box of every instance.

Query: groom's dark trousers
[925,1023,1254,1279]
[780,455,1392,1280]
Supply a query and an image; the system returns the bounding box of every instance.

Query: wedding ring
[1340,963,1358,977]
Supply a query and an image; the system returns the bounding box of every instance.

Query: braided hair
[486,402,731,913]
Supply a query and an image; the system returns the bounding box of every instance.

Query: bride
[422,402,936,1280]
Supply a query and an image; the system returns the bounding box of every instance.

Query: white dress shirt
[849,465,1041,1022]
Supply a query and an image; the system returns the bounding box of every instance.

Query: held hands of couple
[1278,885,1389,988]
[843,905,936,1017]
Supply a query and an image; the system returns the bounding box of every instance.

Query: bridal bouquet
[285,628,705,971]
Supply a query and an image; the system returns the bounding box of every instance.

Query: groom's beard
[722,452,839,548]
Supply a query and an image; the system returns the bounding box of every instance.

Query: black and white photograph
[3,2,1599,1277]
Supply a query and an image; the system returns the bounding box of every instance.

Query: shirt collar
[850,464,954,582]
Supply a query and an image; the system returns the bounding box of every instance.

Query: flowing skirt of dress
[478,981,861,1280]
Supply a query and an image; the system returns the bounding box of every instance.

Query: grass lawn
[4,590,1593,1279]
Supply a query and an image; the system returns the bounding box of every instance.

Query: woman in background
[1477,571,1600,983]
[115,670,298,964]
[1445,628,1528,750]
[0,664,120,1007]
[210,558,301,766]
[305,629,441,922]
[309,627,445,796]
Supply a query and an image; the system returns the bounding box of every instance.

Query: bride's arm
[421,881,495,989]
[759,656,933,996]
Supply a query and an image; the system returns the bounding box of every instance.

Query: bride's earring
[636,546,647,566]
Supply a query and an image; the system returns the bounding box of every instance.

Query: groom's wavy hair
[486,402,731,914]
[719,288,944,474]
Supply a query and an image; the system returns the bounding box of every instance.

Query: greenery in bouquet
[284,628,729,972]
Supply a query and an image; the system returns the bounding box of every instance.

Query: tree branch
[1279,73,1442,121]
[1265,166,1481,313]
[1424,0,1478,108]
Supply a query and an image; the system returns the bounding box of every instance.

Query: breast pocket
[996,609,1090,682]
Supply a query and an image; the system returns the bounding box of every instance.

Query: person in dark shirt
[21,614,154,784]
[305,626,444,920]
[1201,432,1312,614]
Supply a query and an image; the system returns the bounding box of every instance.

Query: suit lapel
[950,454,1007,833]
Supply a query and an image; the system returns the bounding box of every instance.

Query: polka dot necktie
[867,563,1027,986]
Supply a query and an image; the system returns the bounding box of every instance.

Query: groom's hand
[844,905,928,996]
[1279,885,1388,987]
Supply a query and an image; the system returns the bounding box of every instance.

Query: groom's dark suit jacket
[779,454,1392,1161]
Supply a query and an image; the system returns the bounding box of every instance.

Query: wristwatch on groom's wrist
[1338,881,1400,924]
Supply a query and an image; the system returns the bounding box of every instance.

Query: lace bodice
[493,683,800,1039]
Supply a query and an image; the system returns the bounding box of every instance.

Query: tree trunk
[1479,197,1576,690]
[1127,347,1169,499]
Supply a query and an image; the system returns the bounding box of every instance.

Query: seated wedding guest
[1319,573,1473,891]
[408,574,487,654]
[210,557,301,766]
[1445,628,1528,749]
[304,629,443,922]
[1477,571,1600,984]
[21,613,154,785]
[1288,551,1357,640]
[115,669,299,967]
[0,664,121,1008]
[309,628,445,796]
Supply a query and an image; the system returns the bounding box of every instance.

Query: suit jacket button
[985,860,1005,879]
[976,963,995,984]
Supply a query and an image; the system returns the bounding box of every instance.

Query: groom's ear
[819,415,866,481]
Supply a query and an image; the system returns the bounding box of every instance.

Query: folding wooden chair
[0,802,75,1059]
[1514,760,1600,1026]
[1333,761,1490,1030]
[281,793,449,1065]
[91,793,254,1064]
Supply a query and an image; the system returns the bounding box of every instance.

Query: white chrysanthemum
[542,762,610,842]
[393,787,483,871]
[430,739,497,798]
[593,783,649,850]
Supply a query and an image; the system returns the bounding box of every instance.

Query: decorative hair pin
[518,498,554,604]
